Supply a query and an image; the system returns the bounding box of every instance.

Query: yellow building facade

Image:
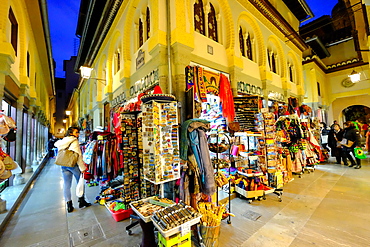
[0,0,55,174]
[301,0,370,125]
[74,0,312,128]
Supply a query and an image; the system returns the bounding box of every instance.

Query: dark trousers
[343,147,361,166]
[331,147,344,164]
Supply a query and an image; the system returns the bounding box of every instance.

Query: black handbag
[55,140,79,167]
[4,128,16,142]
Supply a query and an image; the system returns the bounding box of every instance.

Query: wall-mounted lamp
[62,119,67,123]
[65,110,71,116]
[348,70,361,83]
[79,66,107,85]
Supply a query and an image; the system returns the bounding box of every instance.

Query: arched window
[194,0,205,35]
[289,64,293,82]
[114,50,121,74]
[271,54,276,73]
[208,3,217,42]
[268,49,277,73]
[239,27,245,57]
[139,19,143,47]
[246,34,252,60]
[146,7,150,39]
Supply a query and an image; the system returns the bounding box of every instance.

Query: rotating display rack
[142,100,181,184]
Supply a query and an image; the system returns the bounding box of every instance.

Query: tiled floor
[0,157,369,247]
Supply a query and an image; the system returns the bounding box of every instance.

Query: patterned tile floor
[0,156,369,247]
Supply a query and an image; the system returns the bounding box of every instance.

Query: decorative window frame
[193,0,222,44]
[238,21,256,62]
[267,46,279,75]
[135,4,151,50]
[8,7,18,56]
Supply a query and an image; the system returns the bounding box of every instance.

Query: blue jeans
[61,165,82,202]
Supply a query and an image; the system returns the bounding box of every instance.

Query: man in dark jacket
[328,124,344,164]
[342,121,361,169]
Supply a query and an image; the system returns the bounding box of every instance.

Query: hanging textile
[219,73,235,123]
[196,67,208,102]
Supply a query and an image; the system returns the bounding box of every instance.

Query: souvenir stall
[0,113,20,212]
[275,115,320,177]
[183,65,235,225]
[231,111,284,203]
[128,92,202,247]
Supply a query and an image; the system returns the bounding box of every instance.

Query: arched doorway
[342,105,370,144]
[331,94,370,127]
[342,105,370,123]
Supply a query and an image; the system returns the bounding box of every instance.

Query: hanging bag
[55,140,79,167]
[76,174,85,197]
[354,147,367,159]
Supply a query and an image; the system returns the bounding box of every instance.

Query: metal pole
[166,0,173,94]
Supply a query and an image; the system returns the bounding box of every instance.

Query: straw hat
[0,160,5,175]
[0,169,12,179]
[0,116,10,135]
[3,156,17,170]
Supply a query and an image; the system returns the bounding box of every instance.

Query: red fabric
[219,74,235,123]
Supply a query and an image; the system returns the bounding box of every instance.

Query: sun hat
[0,168,12,179]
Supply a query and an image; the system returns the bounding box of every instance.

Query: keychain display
[142,101,180,184]
[120,112,154,204]
[233,96,261,131]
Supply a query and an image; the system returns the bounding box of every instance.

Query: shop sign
[130,69,159,97]
[268,91,285,102]
[112,92,126,106]
[136,49,145,70]
[237,81,263,96]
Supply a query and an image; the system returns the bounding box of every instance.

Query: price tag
[181,222,190,236]
[261,108,269,113]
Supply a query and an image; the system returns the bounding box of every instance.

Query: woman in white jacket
[54,127,91,213]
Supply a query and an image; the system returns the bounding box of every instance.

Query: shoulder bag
[55,140,79,167]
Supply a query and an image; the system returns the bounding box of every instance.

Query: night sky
[47,0,338,78]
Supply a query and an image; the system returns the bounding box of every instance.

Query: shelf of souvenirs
[234,131,263,137]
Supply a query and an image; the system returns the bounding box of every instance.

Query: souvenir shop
[0,112,22,212]
[78,65,323,247]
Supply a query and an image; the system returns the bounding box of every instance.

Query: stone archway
[331,94,370,125]
[342,105,370,123]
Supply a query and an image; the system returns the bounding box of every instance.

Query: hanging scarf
[219,73,235,123]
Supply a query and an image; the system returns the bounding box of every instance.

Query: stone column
[38,114,44,160]
[14,96,25,184]
[25,110,33,172]
[32,107,40,167]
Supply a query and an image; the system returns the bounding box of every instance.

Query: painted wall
[78,0,308,127]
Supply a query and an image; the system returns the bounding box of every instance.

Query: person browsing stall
[54,127,91,213]
[328,124,344,164]
[342,121,361,169]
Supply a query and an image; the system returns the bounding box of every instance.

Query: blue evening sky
[47,0,338,78]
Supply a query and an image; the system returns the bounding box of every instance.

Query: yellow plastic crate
[157,232,191,247]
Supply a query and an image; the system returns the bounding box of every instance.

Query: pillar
[15,96,25,184]
[32,107,40,167]
[26,101,35,172]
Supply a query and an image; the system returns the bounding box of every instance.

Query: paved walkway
[0,157,369,247]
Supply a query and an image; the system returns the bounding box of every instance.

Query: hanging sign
[268,91,285,102]
[237,81,263,96]
[136,49,145,70]
[130,69,159,97]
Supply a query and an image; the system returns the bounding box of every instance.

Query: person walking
[328,124,344,164]
[342,121,361,169]
[54,127,91,213]
[319,122,331,156]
